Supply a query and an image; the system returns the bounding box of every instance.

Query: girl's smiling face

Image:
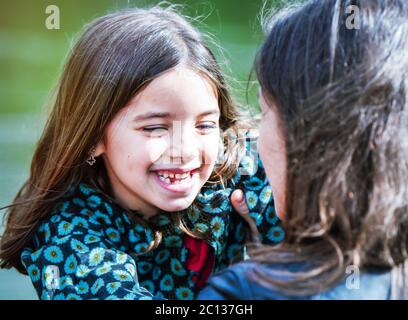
[95,67,220,217]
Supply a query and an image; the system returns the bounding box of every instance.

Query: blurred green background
[0,0,280,299]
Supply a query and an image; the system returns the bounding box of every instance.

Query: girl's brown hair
[251,0,408,297]
[0,6,249,274]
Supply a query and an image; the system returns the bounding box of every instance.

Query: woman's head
[254,0,408,292]
[1,6,245,272]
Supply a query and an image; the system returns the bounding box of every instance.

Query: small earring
[86,147,96,166]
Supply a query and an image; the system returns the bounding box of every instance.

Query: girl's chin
[158,198,196,212]
[159,201,193,212]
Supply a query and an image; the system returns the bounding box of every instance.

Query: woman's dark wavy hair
[251,0,408,298]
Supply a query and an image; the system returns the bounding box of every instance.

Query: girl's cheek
[145,138,168,163]
[202,134,220,166]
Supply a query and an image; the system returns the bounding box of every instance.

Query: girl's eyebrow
[133,110,219,122]
[133,112,171,122]
[197,109,220,119]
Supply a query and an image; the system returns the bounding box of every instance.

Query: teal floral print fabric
[20,136,285,300]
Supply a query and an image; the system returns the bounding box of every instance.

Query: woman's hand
[231,189,260,243]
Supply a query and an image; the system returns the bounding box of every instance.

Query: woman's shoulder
[198,261,298,300]
[312,268,392,300]
[198,261,392,300]
[197,261,258,299]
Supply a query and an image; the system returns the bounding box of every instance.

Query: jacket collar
[64,182,233,255]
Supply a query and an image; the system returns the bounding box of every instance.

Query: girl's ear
[94,140,105,157]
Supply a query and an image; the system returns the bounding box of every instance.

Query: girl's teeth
[156,171,195,185]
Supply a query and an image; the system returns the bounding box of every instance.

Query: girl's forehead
[148,66,217,96]
[122,67,220,118]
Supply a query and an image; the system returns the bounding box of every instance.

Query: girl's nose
[170,122,200,165]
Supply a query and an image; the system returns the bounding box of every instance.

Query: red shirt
[183,235,215,289]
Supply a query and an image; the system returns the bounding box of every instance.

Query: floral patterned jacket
[21,137,285,300]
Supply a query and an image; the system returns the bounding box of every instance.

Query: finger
[231,189,249,215]
[231,190,260,243]
[246,216,260,243]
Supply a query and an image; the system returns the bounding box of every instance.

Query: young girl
[198,0,408,299]
[0,6,284,300]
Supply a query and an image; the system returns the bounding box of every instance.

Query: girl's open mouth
[152,168,201,193]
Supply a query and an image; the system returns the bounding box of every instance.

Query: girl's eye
[142,126,168,134]
[196,122,218,132]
